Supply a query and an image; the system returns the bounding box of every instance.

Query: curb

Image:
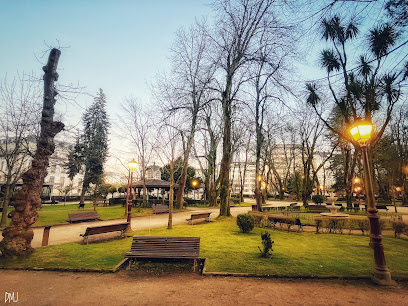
[200,258,408,281]
[0,266,115,273]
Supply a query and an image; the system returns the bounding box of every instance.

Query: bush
[109,197,126,206]
[312,195,325,204]
[258,231,274,258]
[349,218,370,235]
[392,221,408,238]
[237,214,255,233]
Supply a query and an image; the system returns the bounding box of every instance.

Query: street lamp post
[393,186,402,213]
[191,179,198,200]
[127,160,138,231]
[350,121,395,286]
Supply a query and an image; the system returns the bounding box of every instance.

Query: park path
[27,205,251,247]
[2,200,406,248]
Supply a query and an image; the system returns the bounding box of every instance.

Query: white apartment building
[0,140,84,198]
[228,146,335,197]
[45,141,84,197]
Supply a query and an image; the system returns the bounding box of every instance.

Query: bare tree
[209,0,291,216]
[263,118,295,199]
[154,21,215,209]
[294,105,335,206]
[120,99,155,205]
[0,74,42,227]
[154,113,183,229]
[246,40,294,211]
[0,49,64,257]
[193,104,222,206]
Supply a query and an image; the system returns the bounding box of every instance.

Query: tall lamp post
[127,160,138,231]
[191,179,198,200]
[349,121,395,285]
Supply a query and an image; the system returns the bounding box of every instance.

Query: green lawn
[1,203,153,227]
[1,218,407,279]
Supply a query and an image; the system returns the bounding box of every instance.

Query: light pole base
[126,222,132,233]
[372,270,396,286]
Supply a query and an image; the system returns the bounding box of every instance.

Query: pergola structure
[131,179,178,201]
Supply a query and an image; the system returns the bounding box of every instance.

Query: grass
[1,203,153,227]
[0,218,407,279]
[0,239,132,270]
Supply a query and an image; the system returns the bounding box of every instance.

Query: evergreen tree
[67,89,110,204]
[161,157,196,193]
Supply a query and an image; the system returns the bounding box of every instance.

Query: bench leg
[127,259,133,270]
[193,259,197,272]
[205,217,210,222]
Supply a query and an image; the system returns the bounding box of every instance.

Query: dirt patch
[1,269,407,305]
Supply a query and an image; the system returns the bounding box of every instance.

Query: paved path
[2,200,407,248]
[25,206,251,247]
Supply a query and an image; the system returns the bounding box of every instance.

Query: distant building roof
[132,179,178,189]
[146,165,161,171]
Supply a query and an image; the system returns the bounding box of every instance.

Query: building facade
[0,140,84,198]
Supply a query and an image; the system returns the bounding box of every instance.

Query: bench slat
[125,236,200,260]
[80,222,128,244]
[68,211,100,223]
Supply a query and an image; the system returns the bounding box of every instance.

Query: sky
[0,0,213,124]
[0,0,214,179]
[1,1,404,182]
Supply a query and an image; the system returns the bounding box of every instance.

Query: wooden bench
[288,203,300,211]
[363,204,389,212]
[80,222,129,244]
[152,204,169,214]
[295,218,304,232]
[376,204,389,211]
[93,199,108,207]
[68,211,101,223]
[307,205,329,212]
[186,212,211,225]
[125,236,200,271]
[267,214,297,231]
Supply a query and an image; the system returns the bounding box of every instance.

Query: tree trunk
[79,187,86,205]
[175,168,187,209]
[219,98,232,216]
[0,183,12,227]
[168,161,174,229]
[0,49,63,257]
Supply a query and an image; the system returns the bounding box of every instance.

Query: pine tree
[67,89,110,204]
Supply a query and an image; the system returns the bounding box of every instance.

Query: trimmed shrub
[258,231,274,258]
[109,197,126,206]
[237,214,255,233]
[312,194,325,204]
[392,221,408,238]
[349,218,370,235]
